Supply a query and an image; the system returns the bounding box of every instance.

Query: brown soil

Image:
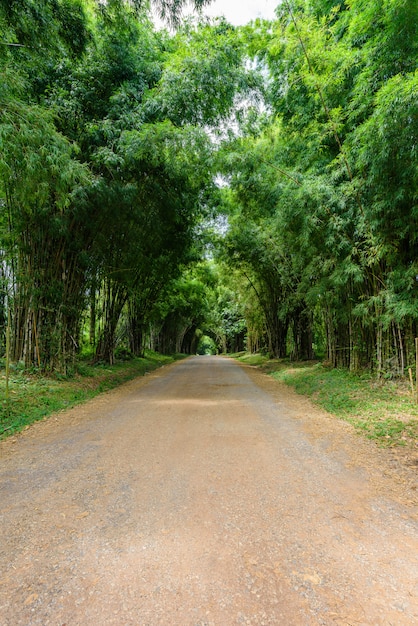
[0,355,417,625]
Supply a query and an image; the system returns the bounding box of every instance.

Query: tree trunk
[291,307,314,361]
[95,281,127,364]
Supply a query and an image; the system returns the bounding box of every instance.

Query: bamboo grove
[218,0,418,375]
[0,0,417,377]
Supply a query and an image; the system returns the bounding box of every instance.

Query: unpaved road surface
[1,356,418,625]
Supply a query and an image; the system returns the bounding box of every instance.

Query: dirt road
[1,356,417,625]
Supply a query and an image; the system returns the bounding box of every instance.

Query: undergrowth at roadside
[0,352,183,440]
[235,353,418,448]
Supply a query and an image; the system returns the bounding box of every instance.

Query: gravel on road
[0,355,417,625]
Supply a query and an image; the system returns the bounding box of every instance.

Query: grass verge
[0,352,184,440]
[235,353,418,448]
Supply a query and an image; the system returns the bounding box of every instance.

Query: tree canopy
[1,0,417,377]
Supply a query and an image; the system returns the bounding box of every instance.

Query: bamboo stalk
[397,323,405,376]
[5,308,11,416]
[32,311,41,368]
[409,367,414,395]
[416,338,418,404]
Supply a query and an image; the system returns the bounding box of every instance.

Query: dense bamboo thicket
[1,0,417,376]
[218,0,418,375]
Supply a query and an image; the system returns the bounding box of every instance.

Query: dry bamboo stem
[409,367,414,395]
[416,338,418,404]
[5,308,11,414]
[32,311,41,368]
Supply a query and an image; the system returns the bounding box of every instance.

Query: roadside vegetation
[0,352,182,439]
[236,353,418,449]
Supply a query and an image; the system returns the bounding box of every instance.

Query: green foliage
[217,0,418,374]
[205,264,248,353]
[95,0,212,27]
[0,102,90,218]
[0,0,91,56]
[153,19,251,127]
[350,71,418,255]
[260,360,418,447]
[1,2,233,369]
[152,266,214,354]
[196,335,216,355]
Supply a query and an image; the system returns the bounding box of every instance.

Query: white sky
[154,0,279,28]
[195,0,279,25]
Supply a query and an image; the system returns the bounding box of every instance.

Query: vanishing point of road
[1,356,417,625]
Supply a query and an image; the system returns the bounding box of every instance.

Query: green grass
[0,352,184,440]
[235,354,418,448]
